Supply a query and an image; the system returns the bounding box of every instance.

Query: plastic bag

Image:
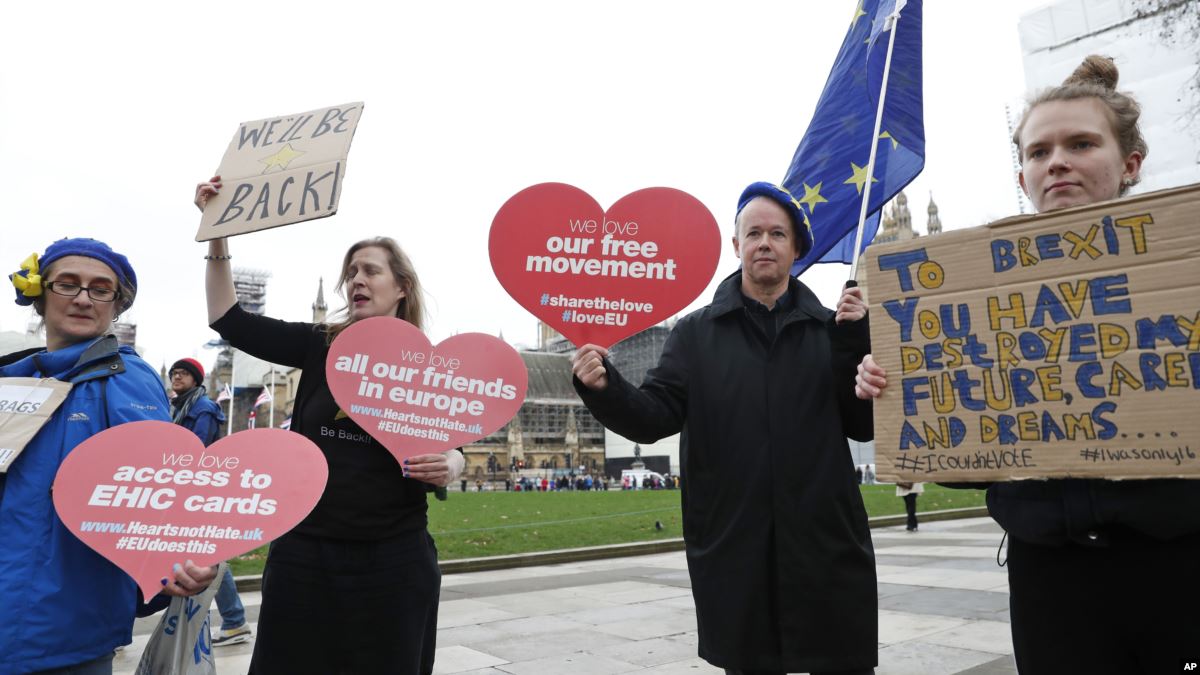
[135,562,225,675]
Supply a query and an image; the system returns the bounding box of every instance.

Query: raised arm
[196,175,311,368]
[571,327,690,445]
[195,175,236,323]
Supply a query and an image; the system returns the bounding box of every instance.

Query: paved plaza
[114,516,1017,674]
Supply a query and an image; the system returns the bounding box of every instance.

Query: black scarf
[171,384,207,424]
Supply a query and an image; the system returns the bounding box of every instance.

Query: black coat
[576,272,877,672]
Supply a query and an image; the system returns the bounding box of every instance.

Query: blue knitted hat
[735,182,815,259]
[10,238,137,308]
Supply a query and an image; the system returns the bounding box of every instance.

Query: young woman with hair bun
[856,55,1200,673]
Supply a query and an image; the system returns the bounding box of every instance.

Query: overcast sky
[1,0,1054,373]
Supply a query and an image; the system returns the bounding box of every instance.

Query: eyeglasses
[169,370,192,380]
[45,281,120,303]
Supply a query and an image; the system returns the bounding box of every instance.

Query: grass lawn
[227,484,986,575]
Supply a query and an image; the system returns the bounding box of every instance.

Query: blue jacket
[175,388,225,446]
[0,335,171,674]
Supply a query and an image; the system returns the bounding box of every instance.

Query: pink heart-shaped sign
[52,422,328,600]
[489,183,721,348]
[326,317,528,461]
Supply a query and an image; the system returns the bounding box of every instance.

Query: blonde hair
[1012,55,1148,194]
[325,237,426,343]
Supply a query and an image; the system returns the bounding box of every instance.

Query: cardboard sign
[865,184,1200,482]
[326,317,527,461]
[0,377,73,473]
[195,102,364,241]
[53,422,328,600]
[489,183,721,348]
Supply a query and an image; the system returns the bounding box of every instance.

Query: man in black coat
[573,182,876,675]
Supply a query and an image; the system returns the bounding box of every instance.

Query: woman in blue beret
[0,238,217,675]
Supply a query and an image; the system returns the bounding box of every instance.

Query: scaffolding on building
[111,321,137,348]
[607,323,673,388]
[536,321,575,354]
[516,402,604,444]
[214,268,273,373]
[232,268,271,316]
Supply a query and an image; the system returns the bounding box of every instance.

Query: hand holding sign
[865,184,1200,482]
[195,102,363,241]
[53,422,328,601]
[326,317,527,462]
[490,183,721,348]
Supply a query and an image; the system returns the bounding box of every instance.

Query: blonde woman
[196,178,464,674]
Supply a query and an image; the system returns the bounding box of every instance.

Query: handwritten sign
[0,377,73,472]
[53,422,328,600]
[489,183,721,348]
[195,102,363,241]
[326,317,527,461]
[866,183,1200,482]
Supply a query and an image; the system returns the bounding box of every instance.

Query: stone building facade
[461,350,606,482]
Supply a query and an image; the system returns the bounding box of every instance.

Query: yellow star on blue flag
[782,0,924,275]
[798,182,829,212]
[844,162,879,194]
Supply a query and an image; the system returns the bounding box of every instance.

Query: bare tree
[1132,0,1200,127]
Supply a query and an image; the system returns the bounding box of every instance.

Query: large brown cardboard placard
[195,102,363,241]
[865,184,1200,482]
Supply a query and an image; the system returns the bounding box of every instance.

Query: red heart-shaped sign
[52,422,328,600]
[489,183,721,348]
[325,317,528,461]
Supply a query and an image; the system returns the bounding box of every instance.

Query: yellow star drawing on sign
[844,162,878,195]
[259,143,306,173]
[879,131,900,150]
[799,182,828,212]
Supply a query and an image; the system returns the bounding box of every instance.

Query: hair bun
[1063,54,1119,90]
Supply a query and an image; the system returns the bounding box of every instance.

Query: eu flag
[783,0,924,276]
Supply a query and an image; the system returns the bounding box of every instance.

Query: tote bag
[135,562,226,675]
